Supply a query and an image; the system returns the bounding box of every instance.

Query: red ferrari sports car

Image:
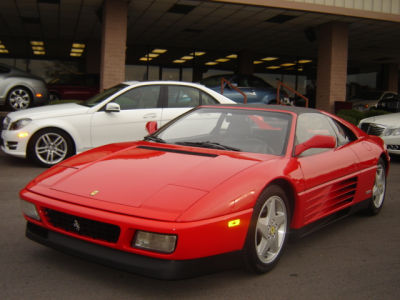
[20,104,389,279]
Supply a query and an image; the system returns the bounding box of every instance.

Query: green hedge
[337,109,390,125]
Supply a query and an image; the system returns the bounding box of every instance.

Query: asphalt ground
[0,147,400,300]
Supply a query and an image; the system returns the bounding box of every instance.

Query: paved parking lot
[1,150,400,300]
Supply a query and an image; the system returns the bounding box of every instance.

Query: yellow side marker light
[18,132,29,138]
[228,219,241,228]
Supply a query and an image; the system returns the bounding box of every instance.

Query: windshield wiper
[143,136,166,143]
[176,141,240,151]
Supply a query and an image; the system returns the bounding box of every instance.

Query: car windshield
[80,84,128,107]
[152,107,292,155]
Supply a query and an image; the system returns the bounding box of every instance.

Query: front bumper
[26,222,242,279]
[1,129,29,158]
[381,136,400,155]
[21,188,253,278]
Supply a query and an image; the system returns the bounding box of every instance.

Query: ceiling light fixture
[298,59,312,64]
[152,48,167,54]
[173,60,185,63]
[181,56,194,60]
[190,51,206,56]
[266,66,280,69]
[253,61,263,64]
[262,57,278,61]
[226,54,238,59]
[215,58,229,63]
[281,63,295,67]
[205,62,218,65]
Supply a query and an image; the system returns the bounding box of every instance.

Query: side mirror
[105,102,120,113]
[295,135,336,156]
[146,121,158,134]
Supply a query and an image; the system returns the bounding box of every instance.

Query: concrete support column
[100,0,128,90]
[237,50,254,75]
[316,22,348,113]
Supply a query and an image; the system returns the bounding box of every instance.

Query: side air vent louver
[305,177,358,223]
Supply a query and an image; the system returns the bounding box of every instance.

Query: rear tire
[243,185,290,273]
[28,128,75,167]
[365,158,386,215]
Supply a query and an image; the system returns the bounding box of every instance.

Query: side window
[295,113,337,156]
[200,92,218,105]
[329,119,357,146]
[167,86,200,108]
[112,85,160,110]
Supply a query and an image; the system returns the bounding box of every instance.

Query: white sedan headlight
[384,128,400,136]
[10,118,32,130]
[133,230,177,253]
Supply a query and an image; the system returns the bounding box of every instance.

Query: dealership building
[0,0,399,112]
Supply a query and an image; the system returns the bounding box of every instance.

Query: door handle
[143,113,157,119]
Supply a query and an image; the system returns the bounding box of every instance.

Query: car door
[295,113,361,225]
[90,85,161,147]
[160,85,203,126]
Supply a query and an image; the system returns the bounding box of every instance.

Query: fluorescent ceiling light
[173,60,185,63]
[147,53,159,58]
[152,48,167,54]
[70,53,82,57]
[32,46,44,51]
[262,57,278,61]
[298,59,312,64]
[71,48,84,53]
[72,43,85,49]
[33,51,45,55]
[140,57,152,61]
[281,63,295,67]
[215,58,229,62]
[226,54,237,59]
[253,60,263,64]
[190,51,206,56]
[181,56,194,60]
[0,45,5,49]
[205,62,218,65]
[0,49,9,54]
[30,41,44,46]
[266,66,280,69]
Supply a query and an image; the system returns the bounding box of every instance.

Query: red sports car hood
[29,142,265,221]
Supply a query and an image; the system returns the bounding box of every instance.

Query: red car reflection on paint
[20,104,389,279]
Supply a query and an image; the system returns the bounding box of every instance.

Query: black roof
[203,104,322,115]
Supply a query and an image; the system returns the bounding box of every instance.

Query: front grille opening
[360,123,385,136]
[6,141,18,150]
[44,209,120,243]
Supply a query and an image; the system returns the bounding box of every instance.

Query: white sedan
[1,81,235,167]
[359,112,400,155]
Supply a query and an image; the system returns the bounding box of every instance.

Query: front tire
[7,87,32,110]
[28,128,75,167]
[243,185,290,273]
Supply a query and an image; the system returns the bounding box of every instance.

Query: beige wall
[213,0,400,22]
[290,0,400,14]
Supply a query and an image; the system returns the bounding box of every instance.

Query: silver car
[0,63,48,110]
